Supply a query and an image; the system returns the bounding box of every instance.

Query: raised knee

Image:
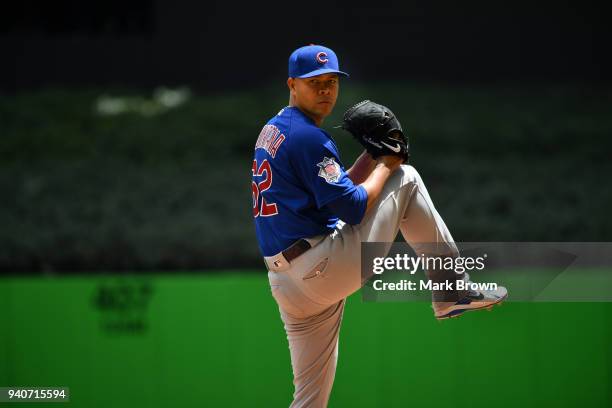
[382,164,421,193]
[398,164,420,184]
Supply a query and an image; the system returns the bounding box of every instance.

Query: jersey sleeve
[289,128,360,209]
[327,184,368,225]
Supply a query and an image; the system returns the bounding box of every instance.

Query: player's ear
[287,77,296,93]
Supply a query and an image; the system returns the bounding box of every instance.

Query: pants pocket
[302,258,330,281]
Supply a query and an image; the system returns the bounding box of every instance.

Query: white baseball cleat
[434,285,508,320]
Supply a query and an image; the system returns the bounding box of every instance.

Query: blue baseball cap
[288,44,349,79]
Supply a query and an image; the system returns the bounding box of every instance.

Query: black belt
[282,239,312,263]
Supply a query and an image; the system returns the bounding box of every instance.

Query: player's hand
[377,155,403,172]
[361,154,403,212]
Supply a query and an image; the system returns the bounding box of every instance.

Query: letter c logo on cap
[316,52,328,64]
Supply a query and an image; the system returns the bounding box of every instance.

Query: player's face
[288,73,339,123]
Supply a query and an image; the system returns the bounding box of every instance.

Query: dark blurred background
[2,0,611,89]
[1,0,611,272]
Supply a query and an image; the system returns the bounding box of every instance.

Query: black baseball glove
[340,100,409,162]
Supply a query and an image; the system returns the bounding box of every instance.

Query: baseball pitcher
[251,44,507,407]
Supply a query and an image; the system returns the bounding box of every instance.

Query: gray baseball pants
[265,164,464,407]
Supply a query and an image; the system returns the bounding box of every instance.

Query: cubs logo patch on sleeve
[317,157,341,183]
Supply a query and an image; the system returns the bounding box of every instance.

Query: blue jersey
[252,106,364,257]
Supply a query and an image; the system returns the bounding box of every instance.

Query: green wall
[1,273,610,407]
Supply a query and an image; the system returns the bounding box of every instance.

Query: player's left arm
[346,150,377,184]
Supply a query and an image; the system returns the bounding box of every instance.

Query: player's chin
[316,102,335,115]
